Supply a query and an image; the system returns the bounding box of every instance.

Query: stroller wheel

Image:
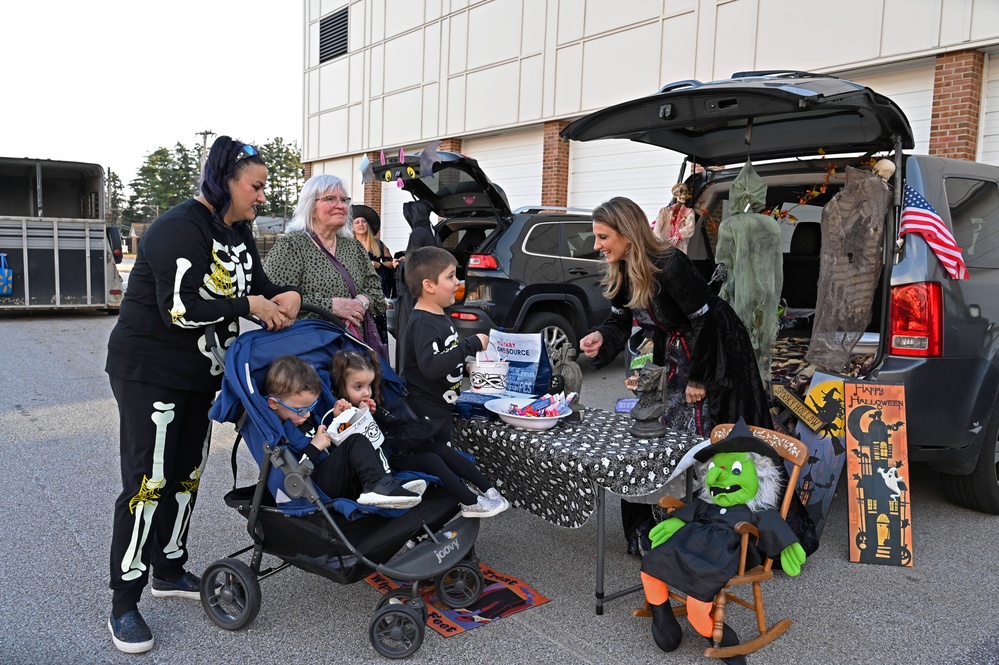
[435,561,484,609]
[376,588,429,625]
[200,558,261,630]
[369,604,425,659]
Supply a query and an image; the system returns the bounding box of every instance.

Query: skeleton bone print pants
[109,377,213,606]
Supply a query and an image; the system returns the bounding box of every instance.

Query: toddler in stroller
[262,354,423,509]
[205,316,486,658]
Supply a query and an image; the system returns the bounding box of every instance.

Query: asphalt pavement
[1,312,998,664]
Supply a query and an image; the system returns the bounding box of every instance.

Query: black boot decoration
[705,623,746,665]
[650,602,683,653]
[627,364,668,439]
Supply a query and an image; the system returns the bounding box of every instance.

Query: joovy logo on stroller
[435,537,460,564]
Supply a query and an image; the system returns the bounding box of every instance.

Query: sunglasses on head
[266,395,319,416]
[235,144,259,162]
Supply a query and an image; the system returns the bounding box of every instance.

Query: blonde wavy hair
[593,196,670,310]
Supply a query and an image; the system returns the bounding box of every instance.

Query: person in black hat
[638,419,807,664]
[351,204,395,344]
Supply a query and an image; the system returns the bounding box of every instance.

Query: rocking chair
[632,423,809,660]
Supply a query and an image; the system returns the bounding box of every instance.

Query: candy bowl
[483,397,571,431]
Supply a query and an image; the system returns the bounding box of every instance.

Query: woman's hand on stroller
[249,295,293,331]
[311,424,333,451]
[271,291,302,321]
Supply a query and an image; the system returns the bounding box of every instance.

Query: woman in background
[352,203,394,344]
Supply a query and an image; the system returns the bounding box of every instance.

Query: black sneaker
[108,609,154,654]
[150,571,201,600]
[358,476,422,509]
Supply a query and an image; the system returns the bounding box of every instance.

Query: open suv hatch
[562,71,999,514]
[376,151,607,364]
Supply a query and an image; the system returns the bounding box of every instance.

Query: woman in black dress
[579,196,772,555]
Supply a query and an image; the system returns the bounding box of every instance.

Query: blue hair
[200,135,266,222]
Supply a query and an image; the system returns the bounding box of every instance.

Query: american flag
[899,183,968,280]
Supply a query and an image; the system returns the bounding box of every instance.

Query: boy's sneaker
[484,487,510,512]
[108,609,154,654]
[460,493,508,518]
[150,571,201,600]
[358,476,422,509]
[402,479,427,496]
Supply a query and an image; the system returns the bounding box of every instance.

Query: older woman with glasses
[104,136,301,654]
[264,174,388,358]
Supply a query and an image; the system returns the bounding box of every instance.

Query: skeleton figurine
[628,363,669,439]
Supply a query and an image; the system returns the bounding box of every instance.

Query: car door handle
[567,268,589,275]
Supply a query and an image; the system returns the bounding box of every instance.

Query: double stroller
[204,311,484,658]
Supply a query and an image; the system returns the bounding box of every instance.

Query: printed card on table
[844,382,913,566]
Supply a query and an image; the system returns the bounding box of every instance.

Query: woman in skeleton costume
[104,137,301,653]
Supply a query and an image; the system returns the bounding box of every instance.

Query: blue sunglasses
[266,395,319,416]
[235,144,259,162]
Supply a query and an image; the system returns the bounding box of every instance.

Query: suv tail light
[889,282,942,357]
[468,254,498,270]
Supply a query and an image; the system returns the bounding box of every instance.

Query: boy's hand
[476,333,490,350]
[312,425,332,451]
[333,399,352,416]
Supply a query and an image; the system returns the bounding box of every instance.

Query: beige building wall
[304,0,999,163]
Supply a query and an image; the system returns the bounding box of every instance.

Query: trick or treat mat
[366,563,550,637]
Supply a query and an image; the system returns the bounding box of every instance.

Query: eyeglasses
[266,395,319,416]
[317,195,351,206]
[235,145,259,162]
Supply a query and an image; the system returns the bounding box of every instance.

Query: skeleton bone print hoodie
[106,199,293,392]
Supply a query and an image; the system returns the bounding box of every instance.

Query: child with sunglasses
[262,355,423,510]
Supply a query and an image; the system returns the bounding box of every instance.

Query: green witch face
[704,451,760,508]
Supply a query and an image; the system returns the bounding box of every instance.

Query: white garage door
[980,52,999,167]
[849,59,935,155]
[462,127,544,211]
[568,138,686,221]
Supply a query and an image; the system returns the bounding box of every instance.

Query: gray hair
[288,174,354,237]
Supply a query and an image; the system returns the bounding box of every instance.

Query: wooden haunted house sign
[844,382,913,566]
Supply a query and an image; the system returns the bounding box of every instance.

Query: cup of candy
[484,392,576,431]
[322,406,385,448]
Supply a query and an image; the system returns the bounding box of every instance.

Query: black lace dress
[589,248,773,554]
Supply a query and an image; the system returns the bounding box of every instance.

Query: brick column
[438,138,463,153]
[303,162,313,179]
[929,49,985,161]
[542,120,570,208]
[363,151,382,212]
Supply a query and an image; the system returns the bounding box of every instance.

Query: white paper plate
[483,397,570,431]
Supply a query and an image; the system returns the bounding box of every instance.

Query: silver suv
[563,71,999,514]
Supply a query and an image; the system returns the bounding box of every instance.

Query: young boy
[397,246,509,518]
[262,355,423,509]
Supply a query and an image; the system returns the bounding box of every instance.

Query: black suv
[562,71,999,514]
[378,152,607,361]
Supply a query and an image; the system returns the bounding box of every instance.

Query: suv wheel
[522,312,578,362]
[939,406,999,514]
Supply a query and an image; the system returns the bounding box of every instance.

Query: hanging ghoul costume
[714,162,783,390]
[806,165,892,370]
[640,420,807,664]
[105,200,294,608]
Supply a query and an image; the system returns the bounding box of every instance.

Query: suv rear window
[523,221,601,261]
